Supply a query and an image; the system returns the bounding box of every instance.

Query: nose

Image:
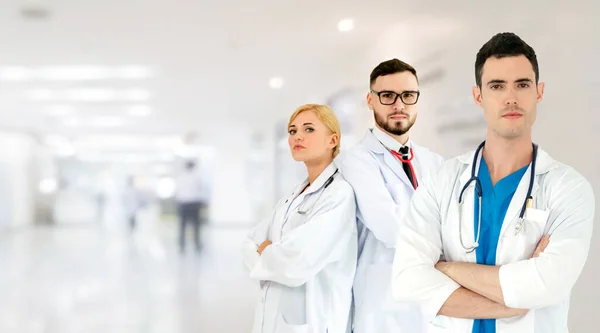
[393,96,405,111]
[505,88,518,106]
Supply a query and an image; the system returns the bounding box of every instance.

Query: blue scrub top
[472,158,528,333]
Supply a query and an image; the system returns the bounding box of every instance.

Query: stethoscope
[297,170,337,214]
[458,141,538,253]
[282,169,337,216]
[279,170,337,239]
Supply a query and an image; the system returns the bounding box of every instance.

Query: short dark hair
[475,32,539,87]
[370,58,418,88]
[185,160,196,170]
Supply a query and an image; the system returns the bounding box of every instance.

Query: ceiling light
[123,88,151,101]
[39,66,110,81]
[128,105,152,117]
[0,66,33,81]
[338,19,354,32]
[0,65,153,81]
[90,116,124,127]
[62,118,81,127]
[67,88,117,102]
[44,105,75,117]
[27,89,54,100]
[24,88,151,102]
[117,66,152,79]
[269,77,284,89]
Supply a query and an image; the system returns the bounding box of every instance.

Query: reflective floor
[0,214,258,333]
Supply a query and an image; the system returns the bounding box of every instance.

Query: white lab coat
[243,163,358,333]
[175,170,208,203]
[337,129,444,333]
[392,147,595,333]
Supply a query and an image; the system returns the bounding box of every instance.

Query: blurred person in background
[337,58,444,333]
[392,32,595,333]
[175,160,208,253]
[123,176,144,231]
[242,104,357,333]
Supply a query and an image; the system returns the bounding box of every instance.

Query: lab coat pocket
[524,207,549,225]
[502,210,549,261]
[427,315,451,332]
[275,314,309,333]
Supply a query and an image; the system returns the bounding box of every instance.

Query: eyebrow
[376,89,418,94]
[289,122,315,128]
[515,78,533,83]
[486,78,533,85]
[486,79,506,85]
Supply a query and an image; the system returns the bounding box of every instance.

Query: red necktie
[390,146,418,189]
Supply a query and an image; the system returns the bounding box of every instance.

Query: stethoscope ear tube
[518,143,538,219]
[458,141,538,253]
[297,169,338,215]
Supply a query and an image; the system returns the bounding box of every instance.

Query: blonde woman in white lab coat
[243,104,358,333]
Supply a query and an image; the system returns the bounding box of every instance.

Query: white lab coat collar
[363,129,421,190]
[456,143,559,186]
[296,162,338,196]
[456,143,560,234]
[371,126,412,152]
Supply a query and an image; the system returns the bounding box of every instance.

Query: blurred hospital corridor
[0,0,599,332]
[0,214,257,333]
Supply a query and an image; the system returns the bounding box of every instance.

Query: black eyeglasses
[370,90,420,106]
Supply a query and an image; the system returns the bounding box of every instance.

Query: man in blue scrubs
[472,160,528,333]
[391,31,595,333]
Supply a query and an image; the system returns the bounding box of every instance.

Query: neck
[305,158,333,185]
[482,132,533,185]
[376,124,409,145]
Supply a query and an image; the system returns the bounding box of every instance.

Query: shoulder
[420,155,465,189]
[536,157,596,231]
[412,141,444,164]
[337,141,373,163]
[328,172,356,198]
[542,161,595,202]
[336,143,380,173]
[311,173,357,214]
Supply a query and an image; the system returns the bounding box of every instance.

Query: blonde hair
[287,104,341,158]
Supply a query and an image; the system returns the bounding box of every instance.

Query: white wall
[208,122,274,227]
[0,132,37,227]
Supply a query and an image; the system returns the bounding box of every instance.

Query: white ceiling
[0,0,595,144]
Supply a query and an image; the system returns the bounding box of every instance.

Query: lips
[502,112,523,118]
[293,144,305,150]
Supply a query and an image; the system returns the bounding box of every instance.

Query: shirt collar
[371,126,411,152]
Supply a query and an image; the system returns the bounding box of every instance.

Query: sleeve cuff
[248,244,278,280]
[424,281,461,323]
[499,262,522,308]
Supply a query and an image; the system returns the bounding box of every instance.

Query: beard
[374,109,415,136]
